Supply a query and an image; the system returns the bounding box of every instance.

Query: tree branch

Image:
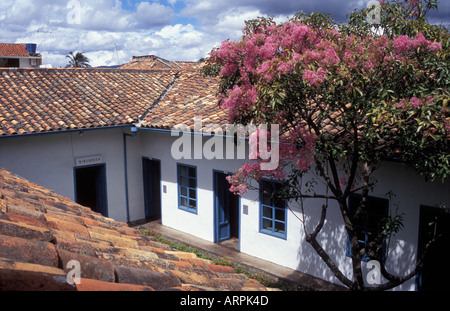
[328,157,343,198]
[305,203,354,288]
[343,120,360,199]
[366,234,436,291]
[314,157,339,196]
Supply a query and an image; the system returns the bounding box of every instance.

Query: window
[177,164,197,213]
[259,180,287,239]
[346,194,389,261]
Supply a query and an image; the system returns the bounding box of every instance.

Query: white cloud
[78,31,122,51]
[156,24,194,40]
[152,24,207,59]
[1,0,181,66]
[0,0,306,66]
[1,0,448,67]
[136,2,174,28]
[213,7,263,38]
[75,0,135,31]
[82,50,118,67]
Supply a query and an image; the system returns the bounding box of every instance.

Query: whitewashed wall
[137,130,450,290]
[240,161,450,290]
[1,128,448,290]
[19,58,38,68]
[0,128,129,221]
[136,131,250,242]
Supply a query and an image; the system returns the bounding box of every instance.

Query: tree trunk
[339,198,366,290]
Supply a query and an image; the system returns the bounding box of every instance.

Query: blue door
[214,171,239,243]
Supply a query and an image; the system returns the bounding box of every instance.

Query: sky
[0,0,448,67]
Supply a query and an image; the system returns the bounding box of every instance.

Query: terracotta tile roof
[0,56,227,137]
[0,167,267,291]
[0,44,30,57]
[119,55,204,72]
[119,55,183,70]
[118,57,228,130]
[118,57,229,131]
[141,67,229,131]
[0,68,179,136]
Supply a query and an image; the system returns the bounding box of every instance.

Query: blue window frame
[177,164,197,214]
[259,180,287,239]
[346,193,389,262]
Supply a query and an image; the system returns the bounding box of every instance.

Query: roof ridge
[0,67,183,74]
[135,71,182,127]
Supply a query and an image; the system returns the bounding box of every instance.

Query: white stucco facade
[0,128,129,221]
[0,56,41,68]
[239,161,450,291]
[135,130,250,242]
[0,127,449,290]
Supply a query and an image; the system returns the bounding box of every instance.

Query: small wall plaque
[75,155,104,167]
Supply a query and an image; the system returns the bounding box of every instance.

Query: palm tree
[66,52,91,68]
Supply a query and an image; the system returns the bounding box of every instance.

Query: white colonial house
[0,58,448,291]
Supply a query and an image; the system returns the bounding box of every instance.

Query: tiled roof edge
[0,125,134,139]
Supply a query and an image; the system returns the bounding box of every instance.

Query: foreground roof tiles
[0,168,267,291]
[0,68,178,136]
[0,44,30,57]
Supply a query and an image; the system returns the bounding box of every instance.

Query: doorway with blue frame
[142,158,162,221]
[213,171,240,249]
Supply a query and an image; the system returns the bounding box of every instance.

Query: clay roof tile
[0,168,267,291]
[0,68,180,136]
[0,44,30,57]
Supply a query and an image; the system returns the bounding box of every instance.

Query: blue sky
[122,0,194,24]
[123,0,185,14]
[0,0,448,67]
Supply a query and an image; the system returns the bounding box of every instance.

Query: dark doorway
[75,165,107,217]
[214,171,240,244]
[143,158,161,220]
[417,205,450,291]
[7,58,20,67]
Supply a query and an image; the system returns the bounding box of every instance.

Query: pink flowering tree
[204,0,449,290]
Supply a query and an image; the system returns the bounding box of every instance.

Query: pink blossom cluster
[284,126,317,171]
[410,97,425,108]
[302,68,329,86]
[226,125,317,196]
[407,0,420,10]
[209,17,444,193]
[226,162,262,195]
[397,95,435,109]
[393,33,442,54]
[219,84,258,121]
[213,20,442,113]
